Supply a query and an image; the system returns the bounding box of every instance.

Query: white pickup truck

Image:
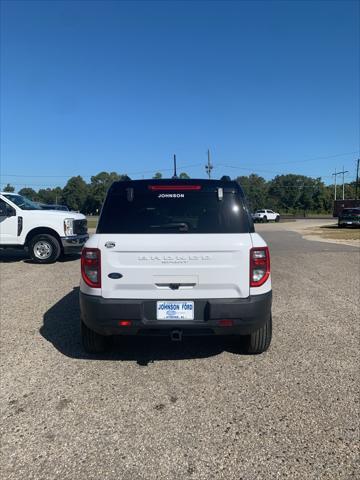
[0,192,88,263]
[252,209,280,223]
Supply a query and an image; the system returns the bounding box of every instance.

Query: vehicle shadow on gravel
[0,249,29,262]
[0,250,80,263]
[40,287,242,365]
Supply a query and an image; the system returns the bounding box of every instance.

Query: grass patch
[320,226,360,240]
[87,216,98,229]
[304,225,360,241]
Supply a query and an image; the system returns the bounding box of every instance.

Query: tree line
[2,171,357,215]
[236,173,357,214]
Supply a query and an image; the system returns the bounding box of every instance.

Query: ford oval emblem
[105,241,116,248]
[108,273,123,279]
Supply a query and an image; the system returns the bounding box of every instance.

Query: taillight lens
[250,247,270,287]
[81,248,101,288]
[148,185,201,191]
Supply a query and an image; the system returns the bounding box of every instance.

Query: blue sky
[1,0,359,189]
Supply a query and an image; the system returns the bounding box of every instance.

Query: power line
[251,150,358,166]
[1,151,358,179]
[0,162,203,178]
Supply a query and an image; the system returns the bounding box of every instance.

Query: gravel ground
[0,228,359,480]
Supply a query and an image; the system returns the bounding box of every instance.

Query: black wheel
[275,215,280,223]
[243,314,272,354]
[81,319,107,354]
[29,234,61,264]
[263,216,268,223]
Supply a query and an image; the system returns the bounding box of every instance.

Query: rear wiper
[150,222,189,232]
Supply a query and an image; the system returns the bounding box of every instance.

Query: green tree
[267,174,330,214]
[179,172,190,179]
[18,188,39,201]
[236,174,268,211]
[3,183,15,192]
[37,187,63,205]
[61,176,88,211]
[310,178,329,213]
[153,172,162,179]
[268,175,304,212]
[87,171,130,213]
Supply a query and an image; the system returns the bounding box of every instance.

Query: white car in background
[252,209,280,223]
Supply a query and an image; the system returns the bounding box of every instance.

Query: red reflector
[218,319,234,327]
[118,320,132,327]
[148,185,201,191]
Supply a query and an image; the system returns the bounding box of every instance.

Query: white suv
[0,192,88,263]
[80,179,272,354]
[252,209,280,223]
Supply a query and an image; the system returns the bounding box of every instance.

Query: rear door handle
[155,283,196,290]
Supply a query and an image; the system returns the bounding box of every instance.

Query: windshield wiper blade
[150,222,189,232]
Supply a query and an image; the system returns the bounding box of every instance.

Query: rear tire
[263,216,268,223]
[243,314,272,354]
[81,319,107,354]
[29,234,61,264]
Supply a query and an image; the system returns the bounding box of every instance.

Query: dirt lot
[0,226,359,480]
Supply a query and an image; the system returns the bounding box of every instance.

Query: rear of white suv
[80,179,272,354]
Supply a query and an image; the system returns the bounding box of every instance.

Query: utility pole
[332,167,349,201]
[173,154,178,179]
[355,158,359,200]
[341,166,349,200]
[332,168,339,201]
[205,149,213,179]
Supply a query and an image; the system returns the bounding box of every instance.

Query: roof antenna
[173,154,178,179]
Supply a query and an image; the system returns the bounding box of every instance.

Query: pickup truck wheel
[243,314,272,354]
[275,215,280,222]
[263,216,268,223]
[29,234,61,264]
[81,319,107,354]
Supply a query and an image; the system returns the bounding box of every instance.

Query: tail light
[250,247,270,287]
[148,185,201,191]
[81,248,101,288]
[218,319,234,327]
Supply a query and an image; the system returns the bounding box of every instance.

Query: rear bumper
[61,234,89,254]
[79,291,272,336]
[338,220,360,227]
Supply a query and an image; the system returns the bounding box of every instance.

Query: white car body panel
[81,231,272,300]
[94,233,253,300]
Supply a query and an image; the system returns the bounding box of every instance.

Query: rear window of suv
[97,182,252,234]
[342,209,360,215]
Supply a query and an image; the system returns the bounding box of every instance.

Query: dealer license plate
[156,301,194,320]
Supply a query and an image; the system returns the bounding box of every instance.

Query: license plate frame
[156,301,194,320]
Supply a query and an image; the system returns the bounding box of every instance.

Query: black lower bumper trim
[61,235,89,254]
[80,291,272,336]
